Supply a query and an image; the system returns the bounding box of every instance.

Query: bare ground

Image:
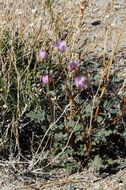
[0,0,126,189]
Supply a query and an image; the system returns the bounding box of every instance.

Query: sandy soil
[0,0,126,189]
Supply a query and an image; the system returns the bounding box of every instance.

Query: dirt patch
[0,0,126,189]
[0,165,126,190]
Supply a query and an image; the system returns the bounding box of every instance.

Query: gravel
[0,0,126,189]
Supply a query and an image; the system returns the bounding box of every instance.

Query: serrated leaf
[54,132,63,140]
[26,110,45,122]
[75,136,83,143]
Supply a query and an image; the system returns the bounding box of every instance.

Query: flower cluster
[54,40,67,52]
[39,40,87,88]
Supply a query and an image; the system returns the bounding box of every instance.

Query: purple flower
[40,74,52,85]
[55,40,67,52]
[75,76,86,89]
[39,49,48,59]
[67,60,78,71]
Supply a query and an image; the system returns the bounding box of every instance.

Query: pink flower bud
[67,60,78,71]
[39,49,48,59]
[40,74,52,85]
[55,40,67,52]
[75,76,86,89]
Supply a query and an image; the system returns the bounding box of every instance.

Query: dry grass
[0,1,126,189]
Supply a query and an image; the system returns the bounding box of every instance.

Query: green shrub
[0,29,125,174]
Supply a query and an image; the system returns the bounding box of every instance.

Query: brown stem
[66,86,86,137]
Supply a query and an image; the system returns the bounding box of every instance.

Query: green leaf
[69,120,75,128]
[74,124,83,132]
[26,110,45,122]
[107,159,114,165]
[75,135,83,143]
[88,155,103,170]
[94,74,101,80]
[53,143,63,150]
[85,104,92,113]
[122,132,126,139]
[97,116,103,122]
[51,124,64,131]
[54,132,63,140]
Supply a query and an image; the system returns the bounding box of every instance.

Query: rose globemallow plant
[67,60,78,71]
[40,74,52,85]
[75,76,87,89]
[39,49,48,59]
[55,40,67,52]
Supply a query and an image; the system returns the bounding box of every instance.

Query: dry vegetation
[0,0,126,189]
